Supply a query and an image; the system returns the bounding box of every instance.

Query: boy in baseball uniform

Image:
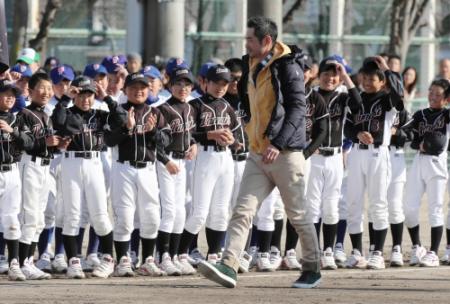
[0,79,34,281]
[344,56,404,270]
[402,79,450,267]
[105,72,171,277]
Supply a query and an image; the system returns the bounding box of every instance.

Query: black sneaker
[198,261,237,288]
[292,271,321,288]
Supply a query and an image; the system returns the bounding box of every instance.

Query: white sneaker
[439,245,450,265]
[84,253,101,272]
[390,245,404,267]
[35,253,52,273]
[281,249,302,270]
[92,254,114,278]
[174,254,196,275]
[366,250,385,270]
[345,249,367,269]
[159,253,181,276]
[8,259,26,281]
[67,257,85,279]
[21,258,43,280]
[238,251,252,273]
[115,256,135,277]
[207,253,219,265]
[0,255,9,274]
[256,252,274,272]
[29,259,52,279]
[269,246,282,270]
[138,256,164,276]
[334,243,347,268]
[188,248,205,266]
[130,250,139,269]
[52,253,68,273]
[420,251,439,267]
[410,245,426,266]
[321,247,338,270]
[248,246,258,269]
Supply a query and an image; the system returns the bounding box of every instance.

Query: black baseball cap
[124,72,149,88]
[0,62,9,74]
[206,65,231,83]
[303,54,313,70]
[170,67,195,84]
[72,76,96,94]
[0,79,21,96]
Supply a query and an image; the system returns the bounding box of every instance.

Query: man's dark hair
[28,72,51,90]
[247,16,278,43]
[224,58,243,73]
[430,79,450,98]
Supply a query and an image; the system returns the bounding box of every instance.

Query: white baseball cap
[17,48,40,64]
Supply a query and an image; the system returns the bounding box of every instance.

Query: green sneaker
[198,261,237,288]
[292,271,321,288]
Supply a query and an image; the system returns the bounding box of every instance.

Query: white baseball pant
[112,161,160,241]
[346,145,391,234]
[60,153,112,237]
[254,188,283,231]
[0,164,21,240]
[19,155,51,244]
[387,147,406,224]
[306,151,343,225]
[184,146,234,233]
[404,152,448,228]
[230,158,247,210]
[157,155,187,234]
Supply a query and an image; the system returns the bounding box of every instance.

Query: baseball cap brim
[79,87,96,94]
[17,57,34,65]
[126,78,149,87]
[172,73,195,84]
[209,74,231,83]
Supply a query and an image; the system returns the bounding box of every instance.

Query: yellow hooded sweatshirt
[246,41,292,154]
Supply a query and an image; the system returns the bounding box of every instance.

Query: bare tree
[283,0,304,24]
[28,0,63,52]
[388,0,430,62]
[10,0,28,63]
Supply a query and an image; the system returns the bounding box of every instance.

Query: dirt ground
[1,201,449,304]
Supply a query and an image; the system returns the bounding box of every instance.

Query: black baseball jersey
[190,94,241,148]
[317,86,362,147]
[18,103,55,158]
[105,101,171,163]
[0,111,34,163]
[158,96,196,153]
[402,107,450,155]
[305,86,329,141]
[224,92,249,155]
[51,97,123,152]
[390,109,410,148]
[345,71,404,146]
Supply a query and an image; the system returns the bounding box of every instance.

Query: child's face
[30,79,53,106]
[0,89,16,112]
[206,80,229,99]
[428,85,448,109]
[52,79,70,98]
[170,79,193,102]
[74,92,95,111]
[319,70,340,91]
[362,73,385,94]
[16,77,30,97]
[125,82,149,104]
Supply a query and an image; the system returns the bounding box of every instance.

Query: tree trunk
[28,0,63,52]
[10,0,28,63]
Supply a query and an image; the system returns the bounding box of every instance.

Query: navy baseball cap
[170,67,195,84]
[83,63,108,79]
[166,57,188,75]
[44,56,60,69]
[50,65,75,84]
[319,55,352,74]
[303,54,314,70]
[11,63,32,78]
[199,62,216,78]
[0,62,9,74]
[206,65,231,83]
[72,76,96,94]
[101,55,127,74]
[124,73,149,88]
[0,79,21,96]
[141,65,162,80]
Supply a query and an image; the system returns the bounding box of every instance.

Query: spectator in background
[388,54,402,73]
[16,48,41,73]
[43,57,60,73]
[436,58,450,81]
[379,52,389,62]
[126,53,143,74]
[402,66,417,112]
[309,59,320,87]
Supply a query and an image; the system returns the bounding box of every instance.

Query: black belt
[232,154,248,161]
[64,151,99,159]
[388,145,404,150]
[117,160,153,168]
[31,155,51,166]
[355,143,382,150]
[203,145,226,152]
[420,151,441,156]
[171,151,186,159]
[318,147,341,157]
[0,163,13,172]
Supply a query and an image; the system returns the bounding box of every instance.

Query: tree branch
[283,0,304,24]
[28,0,62,52]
